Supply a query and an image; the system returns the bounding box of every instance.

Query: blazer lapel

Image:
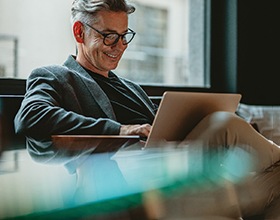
[63,56,117,120]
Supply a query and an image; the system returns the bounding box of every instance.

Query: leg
[184,111,280,217]
[185,111,280,172]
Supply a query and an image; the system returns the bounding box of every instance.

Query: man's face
[79,10,129,76]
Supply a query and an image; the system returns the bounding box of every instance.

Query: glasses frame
[83,23,136,46]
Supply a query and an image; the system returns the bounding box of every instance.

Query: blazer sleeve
[14,66,121,140]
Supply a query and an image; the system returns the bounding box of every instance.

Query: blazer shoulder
[29,64,76,81]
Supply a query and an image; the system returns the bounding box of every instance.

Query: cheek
[87,40,104,58]
[87,38,99,50]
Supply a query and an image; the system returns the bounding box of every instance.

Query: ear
[73,21,84,43]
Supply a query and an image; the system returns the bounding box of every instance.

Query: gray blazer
[14,55,156,159]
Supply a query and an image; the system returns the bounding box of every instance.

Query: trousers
[178,111,280,218]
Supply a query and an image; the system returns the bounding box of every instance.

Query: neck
[76,57,109,78]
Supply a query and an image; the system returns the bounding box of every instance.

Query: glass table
[0,142,253,219]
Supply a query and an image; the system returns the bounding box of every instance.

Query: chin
[108,63,119,70]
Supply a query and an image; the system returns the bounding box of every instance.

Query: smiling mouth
[104,52,118,59]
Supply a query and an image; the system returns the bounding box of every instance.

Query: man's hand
[119,124,151,137]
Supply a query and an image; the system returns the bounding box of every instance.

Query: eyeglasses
[84,23,136,46]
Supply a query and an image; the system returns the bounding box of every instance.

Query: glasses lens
[104,32,135,46]
[122,32,135,45]
[104,34,119,46]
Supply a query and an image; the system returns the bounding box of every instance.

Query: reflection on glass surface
[0,150,76,218]
[0,142,254,219]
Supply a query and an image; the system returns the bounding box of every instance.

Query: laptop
[144,91,242,148]
[52,91,241,152]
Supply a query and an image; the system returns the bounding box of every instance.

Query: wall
[0,0,76,79]
[237,0,280,105]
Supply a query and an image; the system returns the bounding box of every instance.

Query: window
[0,0,207,88]
[120,0,207,87]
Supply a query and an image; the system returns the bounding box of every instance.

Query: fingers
[137,124,151,137]
[120,124,152,137]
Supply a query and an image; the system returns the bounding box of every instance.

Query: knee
[205,111,249,132]
[186,111,251,142]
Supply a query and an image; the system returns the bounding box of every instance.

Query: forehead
[94,10,128,30]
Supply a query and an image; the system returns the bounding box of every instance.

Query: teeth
[105,53,117,58]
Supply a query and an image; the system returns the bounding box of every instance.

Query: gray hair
[71,0,135,25]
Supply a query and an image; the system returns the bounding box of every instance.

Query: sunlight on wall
[0,0,76,79]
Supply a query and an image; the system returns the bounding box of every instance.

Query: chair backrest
[0,78,26,95]
[0,95,25,152]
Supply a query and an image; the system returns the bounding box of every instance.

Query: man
[14,0,280,218]
[15,0,156,158]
